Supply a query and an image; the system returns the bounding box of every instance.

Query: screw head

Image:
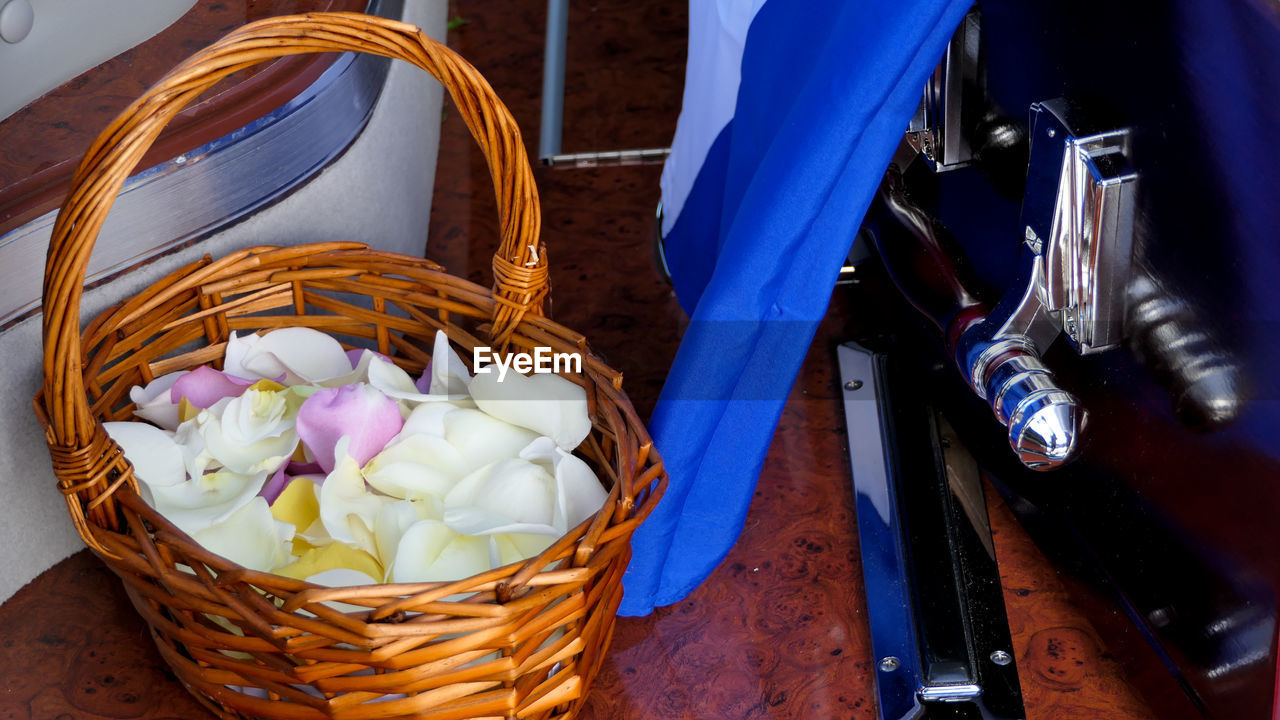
[878,656,901,672]
[844,379,864,392]
[990,650,1013,666]
[1149,607,1171,627]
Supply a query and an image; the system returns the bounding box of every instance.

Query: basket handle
[41,12,547,448]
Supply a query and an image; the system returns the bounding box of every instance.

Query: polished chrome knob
[974,342,1088,470]
[1007,390,1088,469]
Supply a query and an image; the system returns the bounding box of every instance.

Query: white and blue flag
[621,0,973,616]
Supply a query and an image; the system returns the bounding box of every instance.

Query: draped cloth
[619,0,973,616]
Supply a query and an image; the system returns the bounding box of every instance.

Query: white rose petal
[371,355,417,390]
[468,368,591,450]
[319,438,391,555]
[363,434,468,500]
[520,437,609,531]
[443,505,560,539]
[394,402,458,441]
[364,348,472,406]
[200,414,297,475]
[443,409,540,473]
[315,349,379,388]
[390,519,489,584]
[199,388,299,475]
[191,497,293,572]
[225,328,353,384]
[222,387,295,443]
[297,513,334,549]
[148,467,271,537]
[429,331,474,397]
[374,499,442,577]
[366,355,423,399]
[444,458,557,533]
[128,371,187,430]
[441,439,607,570]
[104,421,186,488]
[491,533,558,568]
[173,419,215,481]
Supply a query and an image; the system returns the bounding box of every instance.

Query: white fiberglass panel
[0,0,197,120]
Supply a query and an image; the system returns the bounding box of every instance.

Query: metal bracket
[1021,98,1138,354]
[906,7,981,172]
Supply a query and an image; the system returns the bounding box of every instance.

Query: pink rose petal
[296,384,403,473]
[287,460,325,477]
[414,360,433,393]
[171,366,256,409]
[258,465,290,505]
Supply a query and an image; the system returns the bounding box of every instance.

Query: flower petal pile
[107,328,606,590]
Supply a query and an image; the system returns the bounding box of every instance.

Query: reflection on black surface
[1125,269,1250,431]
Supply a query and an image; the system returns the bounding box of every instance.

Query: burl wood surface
[0,1,1162,718]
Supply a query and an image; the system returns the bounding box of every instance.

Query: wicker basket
[35,12,665,720]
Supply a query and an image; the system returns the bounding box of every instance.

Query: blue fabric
[619,0,973,616]
[662,125,732,310]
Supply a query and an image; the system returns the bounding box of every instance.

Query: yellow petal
[290,535,319,556]
[178,397,200,424]
[270,476,320,530]
[274,541,383,582]
[248,379,287,393]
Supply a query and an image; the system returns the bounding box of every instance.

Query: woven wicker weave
[35,12,665,720]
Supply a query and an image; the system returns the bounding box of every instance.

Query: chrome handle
[870,161,1090,471]
[872,164,1090,471]
[892,74,1132,467]
[970,340,1088,469]
[951,249,1090,470]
